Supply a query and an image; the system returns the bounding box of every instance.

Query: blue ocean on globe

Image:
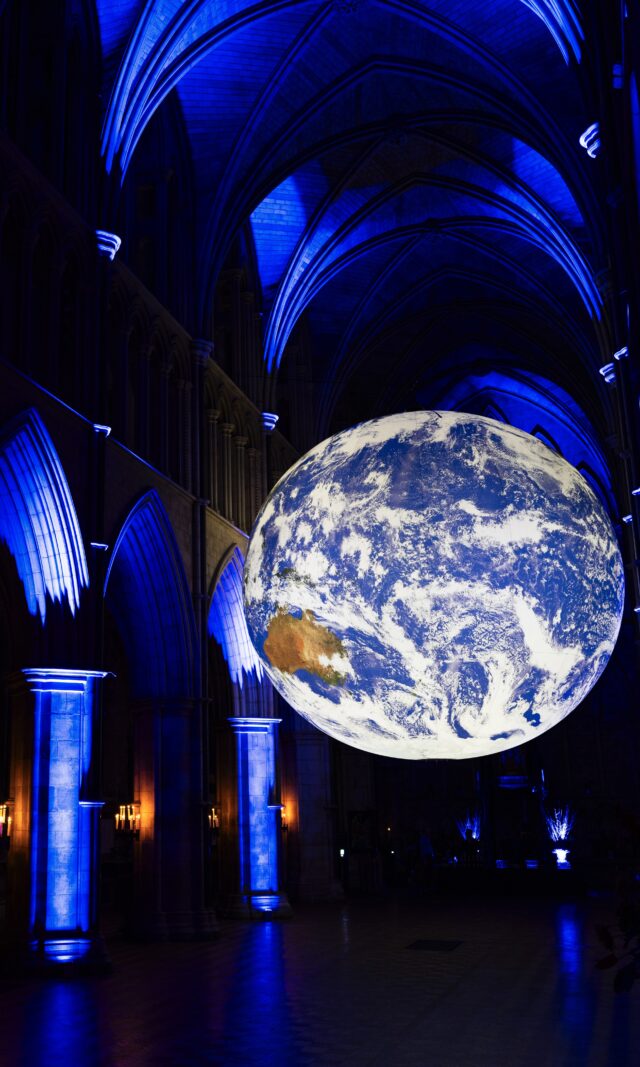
[243,412,625,759]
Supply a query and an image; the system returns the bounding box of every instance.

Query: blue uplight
[0,410,89,622]
[546,807,574,842]
[457,813,481,841]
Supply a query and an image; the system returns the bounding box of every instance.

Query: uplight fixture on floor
[546,807,574,869]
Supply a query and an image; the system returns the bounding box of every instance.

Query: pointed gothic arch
[104,490,196,699]
[208,546,264,715]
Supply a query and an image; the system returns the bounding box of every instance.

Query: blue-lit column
[228,717,291,917]
[21,668,108,968]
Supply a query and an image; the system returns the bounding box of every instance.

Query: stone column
[233,435,248,530]
[176,379,186,485]
[207,409,220,513]
[138,347,151,459]
[182,379,193,493]
[247,446,260,527]
[159,360,171,474]
[190,338,213,500]
[261,411,278,493]
[293,725,343,902]
[221,423,234,521]
[13,668,109,970]
[130,699,218,940]
[230,269,244,389]
[227,717,291,918]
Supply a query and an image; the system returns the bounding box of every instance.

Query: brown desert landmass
[263,608,348,684]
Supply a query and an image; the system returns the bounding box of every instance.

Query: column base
[26,933,112,974]
[226,891,293,920]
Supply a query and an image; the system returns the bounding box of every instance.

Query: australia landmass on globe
[264,608,348,685]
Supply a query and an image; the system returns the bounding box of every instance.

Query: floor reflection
[220,921,306,1066]
[555,903,617,1067]
[19,980,106,1067]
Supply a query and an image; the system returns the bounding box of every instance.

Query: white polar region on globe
[243,411,624,760]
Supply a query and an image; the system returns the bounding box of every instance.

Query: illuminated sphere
[244,412,624,759]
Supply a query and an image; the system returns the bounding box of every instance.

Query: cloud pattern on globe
[244,412,624,759]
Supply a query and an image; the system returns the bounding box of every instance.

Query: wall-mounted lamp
[280,805,289,834]
[0,802,12,845]
[114,802,140,837]
[208,805,220,842]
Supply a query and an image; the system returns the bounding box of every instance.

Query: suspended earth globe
[243,412,624,759]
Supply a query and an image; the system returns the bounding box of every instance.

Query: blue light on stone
[0,410,89,621]
[41,938,93,964]
[261,413,279,433]
[251,177,307,294]
[23,669,107,958]
[579,123,601,158]
[95,230,122,260]
[105,490,196,699]
[228,717,289,917]
[522,0,583,64]
[209,549,263,689]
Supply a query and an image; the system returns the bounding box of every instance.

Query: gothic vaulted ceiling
[96,0,615,464]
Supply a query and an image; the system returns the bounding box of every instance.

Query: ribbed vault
[95,0,616,475]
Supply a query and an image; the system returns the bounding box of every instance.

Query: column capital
[207,407,221,423]
[233,435,249,448]
[190,337,214,366]
[228,716,282,734]
[221,422,235,436]
[95,230,122,260]
[21,668,109,694]
[262,412,279,434]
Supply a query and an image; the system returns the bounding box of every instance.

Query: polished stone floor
[1,889,638,1066]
